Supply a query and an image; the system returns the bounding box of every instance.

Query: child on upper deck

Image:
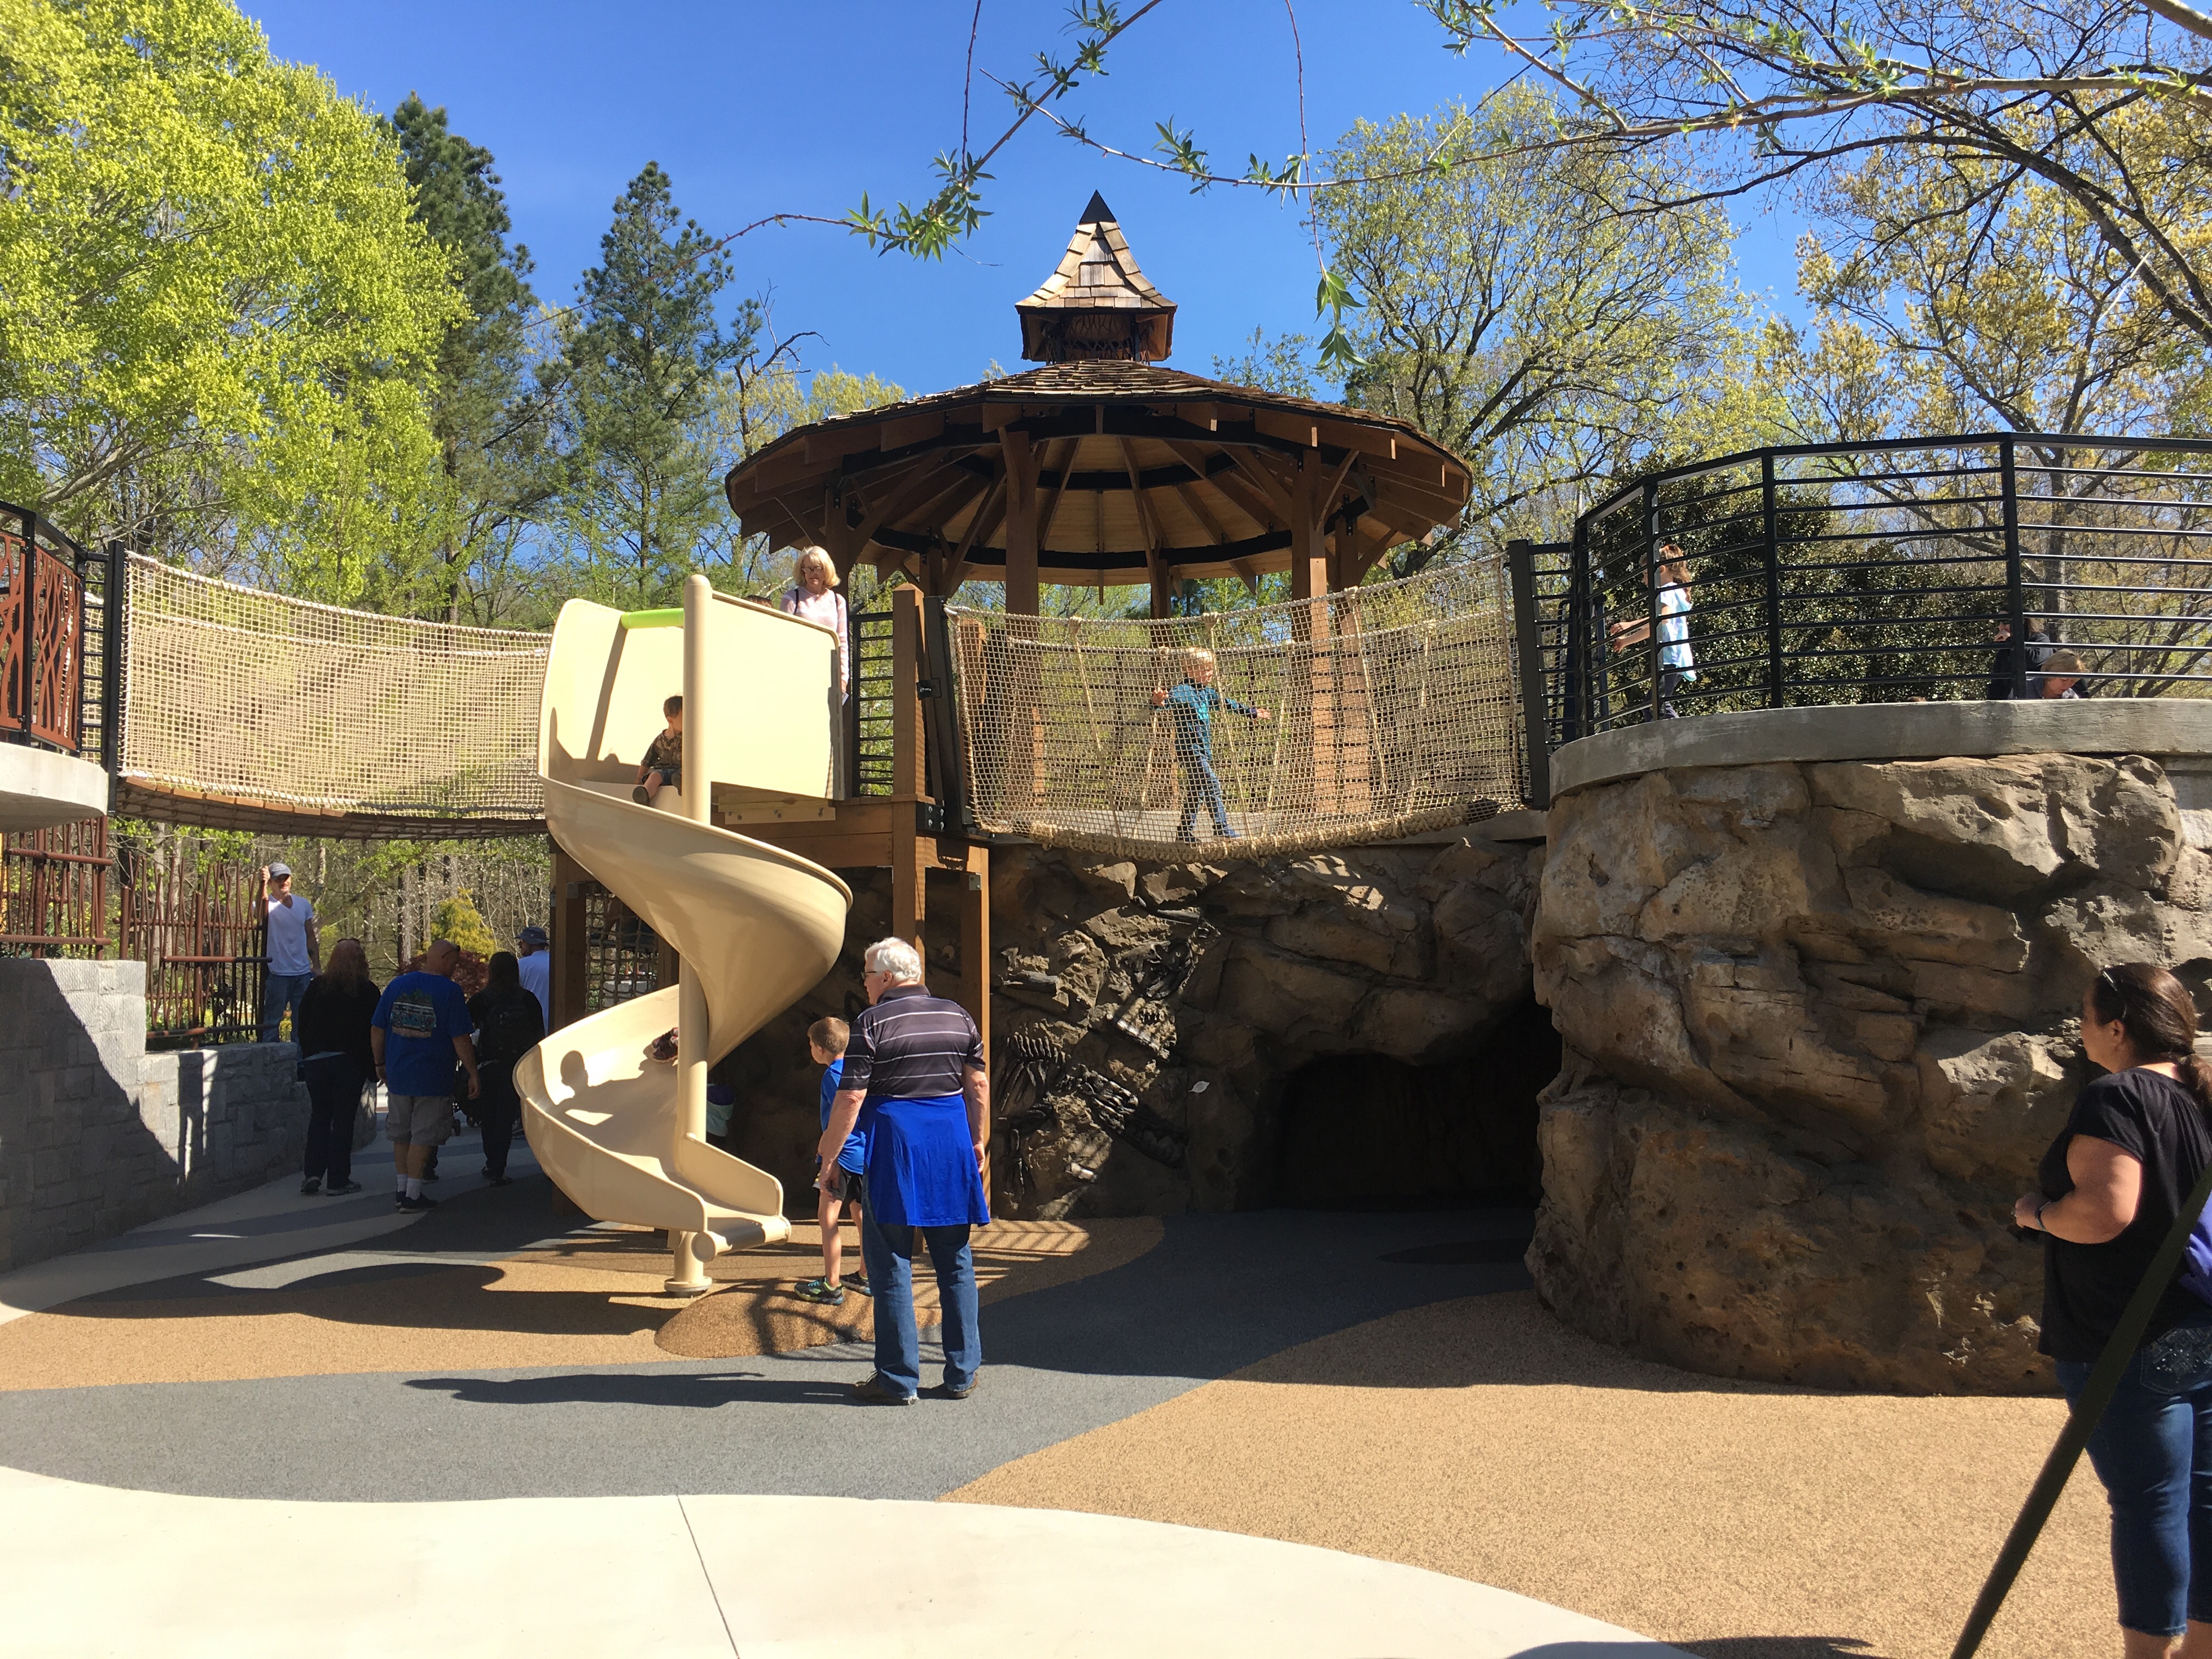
[633,695,683,805]
[1150,647,1269,843]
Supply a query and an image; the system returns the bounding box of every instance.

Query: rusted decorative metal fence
[0,505,105,754]
[114,832,267,1048]
[0,817,111,957]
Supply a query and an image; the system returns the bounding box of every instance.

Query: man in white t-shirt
[259,862,321,1042]
[515,924,552,1028]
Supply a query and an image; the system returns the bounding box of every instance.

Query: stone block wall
[0,956,313,1273]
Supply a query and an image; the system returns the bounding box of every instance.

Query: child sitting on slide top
[1150,648,1269,844]
[633,695,682,805]
[794,1016,870,1306]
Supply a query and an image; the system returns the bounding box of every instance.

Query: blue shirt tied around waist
[1163,679,1256,763]
[841,984,990,1229]
[817,1056,866,1174]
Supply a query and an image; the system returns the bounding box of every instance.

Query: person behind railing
[1606,541,1695,718]
[2036,648,2090,701]
[2014,963,2212,1655]
[294,937,379,1198]
[1987,619,2056,699]
[780,545,850,701]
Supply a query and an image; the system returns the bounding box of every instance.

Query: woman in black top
[468,951,544,1186]
[2016,962,2212,1651]
[295,937,381,1196]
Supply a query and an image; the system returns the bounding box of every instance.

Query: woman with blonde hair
[780,546,850,697]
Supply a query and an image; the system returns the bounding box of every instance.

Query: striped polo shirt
[839,983,984,1104]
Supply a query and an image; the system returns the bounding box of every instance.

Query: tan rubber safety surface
[0,1218,1160,1391]
[946,1291,2109,1659]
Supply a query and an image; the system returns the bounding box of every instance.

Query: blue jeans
[2059,1321,2212,1637]
[1176,754,1229,840]
[261,973,312,1042]
[861,1214,980,1398]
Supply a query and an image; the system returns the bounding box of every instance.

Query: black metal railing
[845,605,896,797]
[1513,434,2212,751]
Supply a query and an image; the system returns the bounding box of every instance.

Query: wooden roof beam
[1160,440,1277,532]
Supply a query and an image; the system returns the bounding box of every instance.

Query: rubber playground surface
[0,1128,2113,1658]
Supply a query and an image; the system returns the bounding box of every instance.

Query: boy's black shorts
[818,1160,866,1205]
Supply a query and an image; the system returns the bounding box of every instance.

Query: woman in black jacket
[2016,962,2212,1652]
[295,938,380,1196]
[469,951,545,1186]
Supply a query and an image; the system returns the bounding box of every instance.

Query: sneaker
[481,1166,495,1179]
[486,1175,513,1187]
[422,1170,441,1182]
[397,1193,439,1212]
[844,1273,873,1297]
[631,784,651,804]
[924,1380,974,1401]
[299,1178,320,1195]
[324,1180,362,1196]
[850,1374,915,1406]
[792,1278,845,1306]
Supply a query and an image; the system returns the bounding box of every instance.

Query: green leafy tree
[1317,94,1753,573]
[0,0,460,592]
[552,163,760,610]
[387,93,556,627]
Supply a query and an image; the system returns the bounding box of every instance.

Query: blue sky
[246,1,1807,399]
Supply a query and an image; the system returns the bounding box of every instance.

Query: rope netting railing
[121,557,548,830]
[944,557,1528,860]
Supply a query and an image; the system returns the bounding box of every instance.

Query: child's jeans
[1176,755,1231,840]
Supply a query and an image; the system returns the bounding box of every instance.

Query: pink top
[781,586,850,691]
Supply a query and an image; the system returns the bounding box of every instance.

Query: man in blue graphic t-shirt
[370,939,478,1212]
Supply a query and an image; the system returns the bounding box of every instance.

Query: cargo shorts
[385,1092,457,1146]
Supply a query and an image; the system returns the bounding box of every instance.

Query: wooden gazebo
[725,195,1472,615]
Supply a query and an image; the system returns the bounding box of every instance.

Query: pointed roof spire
[1017,195,1176,364]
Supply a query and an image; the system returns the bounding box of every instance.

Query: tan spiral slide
[516,576,853,1293]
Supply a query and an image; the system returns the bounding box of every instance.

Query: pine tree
[554,162,760,608]
[387,93,552,624]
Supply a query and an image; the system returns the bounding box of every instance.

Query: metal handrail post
[1643,478,1661,723]
[1564,516,1589,743]
[1762,453,1784,707]
[2001,435,2029,697]
[1505,538,1551,805]
[19,506,37,739]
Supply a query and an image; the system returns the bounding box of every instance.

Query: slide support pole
[667,573,716,1296]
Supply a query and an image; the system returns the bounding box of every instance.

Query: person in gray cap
[515,923,551,1028]
[259,862,320,1041]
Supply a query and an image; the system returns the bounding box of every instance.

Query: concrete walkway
[0,1137,1682,1658]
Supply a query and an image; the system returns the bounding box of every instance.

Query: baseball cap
[268,862,292,878]
[517,924,550,945]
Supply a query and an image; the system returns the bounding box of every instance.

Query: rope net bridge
[116,557,549,837]
[941,557,1530,860]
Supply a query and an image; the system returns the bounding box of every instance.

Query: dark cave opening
[1271,996,1558,1209]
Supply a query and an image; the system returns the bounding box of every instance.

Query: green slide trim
[618,608,684,630]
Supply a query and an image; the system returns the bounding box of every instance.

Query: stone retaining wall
[0,957,313,1273]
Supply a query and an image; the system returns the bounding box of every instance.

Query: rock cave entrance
[1271,997,1558,1209]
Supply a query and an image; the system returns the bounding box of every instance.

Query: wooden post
[889,585,929,955]
[956,843,993,1204]
[998,425,1043,816]
[1289,452,1338,814]
[550,843,589,1030]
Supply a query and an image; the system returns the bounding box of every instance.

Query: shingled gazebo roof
[725,200,1471,599]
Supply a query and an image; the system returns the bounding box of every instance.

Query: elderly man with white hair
[817,935,991,1404]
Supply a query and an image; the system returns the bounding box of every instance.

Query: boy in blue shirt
[369,939,478,1212]
[1150,647,1269,843]
[794,1016,870,1305]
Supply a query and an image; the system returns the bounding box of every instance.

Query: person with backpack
[468,950,545,1186]
[2013,962,2212,1650]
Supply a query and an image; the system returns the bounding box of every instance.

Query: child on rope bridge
[1152,648,1269,843]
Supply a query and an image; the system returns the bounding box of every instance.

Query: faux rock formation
[1532,752,2210,1395]
[716,832,1550,1220]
